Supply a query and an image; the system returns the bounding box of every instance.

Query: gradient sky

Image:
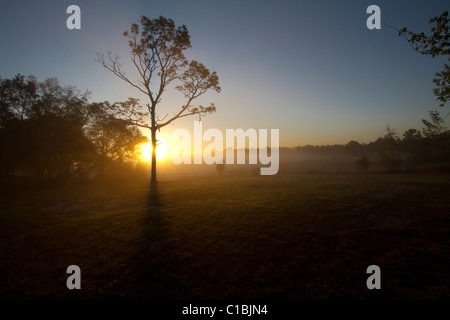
[0,0,449,147]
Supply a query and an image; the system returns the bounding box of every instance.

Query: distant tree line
[0,74,148,183]
[281,111,450,173]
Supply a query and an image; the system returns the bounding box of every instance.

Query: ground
[0,172,449,300]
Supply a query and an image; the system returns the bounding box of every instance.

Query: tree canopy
[0,74,147,182]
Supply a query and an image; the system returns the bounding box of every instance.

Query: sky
[0,0,449,147]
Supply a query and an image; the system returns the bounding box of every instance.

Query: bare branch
[95,52,149,96]
[110,117,151,130]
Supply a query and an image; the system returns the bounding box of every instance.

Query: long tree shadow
[132,182,185,299]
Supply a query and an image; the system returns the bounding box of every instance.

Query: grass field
[1,172,449,300]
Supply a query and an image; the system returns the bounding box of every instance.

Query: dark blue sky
[0,0,448,146]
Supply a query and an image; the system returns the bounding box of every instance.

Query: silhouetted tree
[97,16,221,184]
[379,126,401,171]
[345,140,364,155]
[422,110,446,137]
[401,128,425,166]
[0,74,38,123]
[0,75,39,176]
[87,103,148,177]
[398,112,450,168]
[420,111,450,165]
[398,10,449,107]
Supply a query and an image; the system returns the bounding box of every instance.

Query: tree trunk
[150,126,157,184]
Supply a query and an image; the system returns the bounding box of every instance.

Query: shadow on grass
[132,182,185,299]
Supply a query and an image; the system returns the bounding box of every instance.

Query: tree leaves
[98,16,220,131]
[399,10,449,107]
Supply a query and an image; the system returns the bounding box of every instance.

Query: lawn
[1,172,449,299]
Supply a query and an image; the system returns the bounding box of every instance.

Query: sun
[140,140,168,162]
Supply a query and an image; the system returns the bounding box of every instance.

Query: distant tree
[355,155,371,173]
[403,128,423,141]
[0,74,38,123]
[398,10,449,107]
[401,128,425,166]
[345,140,364,155]
[397,111,450,168]
[421,110,447,137]
[379,126,401,171]
[0,75,39,176]
[97,16,221,184]
[420,111,450,165]
[1,76,89,180]
[87,104,148,177]
[28,78,93,180]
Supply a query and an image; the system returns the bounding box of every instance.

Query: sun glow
[140,140,168,162]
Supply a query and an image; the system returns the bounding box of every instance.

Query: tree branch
[96,52,149,96]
